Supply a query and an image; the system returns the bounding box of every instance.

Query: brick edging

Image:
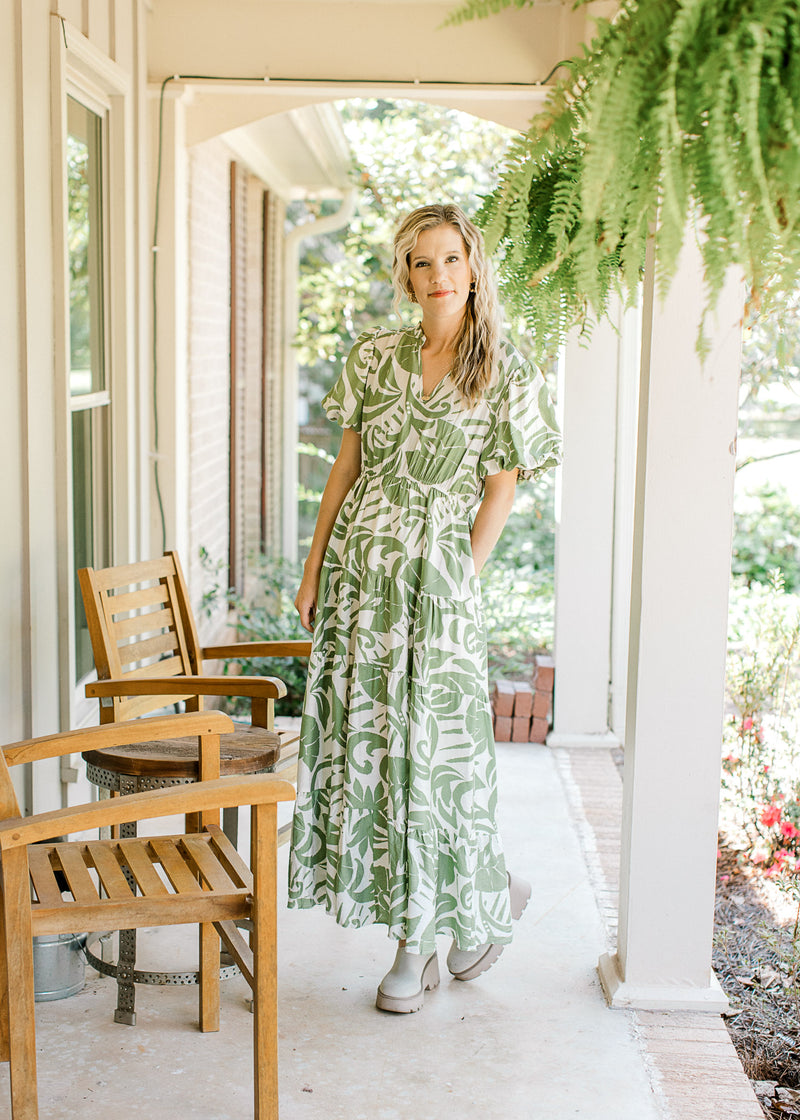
[555,747,765,1120]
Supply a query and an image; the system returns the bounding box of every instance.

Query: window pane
[72,406,111,681]
[67,97,105,397]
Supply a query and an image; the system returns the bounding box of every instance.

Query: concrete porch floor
[2,743,765,1120]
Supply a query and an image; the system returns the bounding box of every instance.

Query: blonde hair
[392,204,502,406]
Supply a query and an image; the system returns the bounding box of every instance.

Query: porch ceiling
[223,104,353,199]
[148,0,619,138]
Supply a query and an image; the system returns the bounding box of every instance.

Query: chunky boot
[376,944,440,1014]
[447,871,532,982]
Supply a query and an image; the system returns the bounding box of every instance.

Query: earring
[408,290,417,303]
[469,281,476,292]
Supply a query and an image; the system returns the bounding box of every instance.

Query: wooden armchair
[79,551,311,797]
[0,711,294,1120]
[76,551,310,1025]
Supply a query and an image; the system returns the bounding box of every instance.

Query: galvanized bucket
[32,933,87,1002]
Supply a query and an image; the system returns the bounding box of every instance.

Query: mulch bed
[715,838,800,1117]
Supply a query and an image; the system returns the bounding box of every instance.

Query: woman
[289,203,561,1014]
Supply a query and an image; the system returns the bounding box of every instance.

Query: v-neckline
[414,324,451,403]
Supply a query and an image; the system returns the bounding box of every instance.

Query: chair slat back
[79,552,205,723]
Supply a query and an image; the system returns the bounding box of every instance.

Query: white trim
[222,131,295,201]
[51,14,137,741]
[598,952,729,1013]
[55,15,131,100]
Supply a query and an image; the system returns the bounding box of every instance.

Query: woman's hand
[295,568,320,633]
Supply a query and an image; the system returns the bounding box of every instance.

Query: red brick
[533,653,555,692]
[494,716,512,742]
[530,717,549,743]
[512,682,533,718]
[512,715,530,742]
[533,690,551,719]
[492,680,515,717]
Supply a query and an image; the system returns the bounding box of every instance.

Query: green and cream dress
[287,324,561,954]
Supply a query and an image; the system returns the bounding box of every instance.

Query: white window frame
[51,16,136,742]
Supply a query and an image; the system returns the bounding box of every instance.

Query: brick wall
[491,654,555,743]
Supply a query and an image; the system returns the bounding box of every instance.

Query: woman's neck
[419,315,463,354]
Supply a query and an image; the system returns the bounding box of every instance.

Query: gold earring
[408,290,417,303]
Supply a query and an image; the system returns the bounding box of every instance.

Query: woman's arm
[294,427,362,632]
[470,469,518,575]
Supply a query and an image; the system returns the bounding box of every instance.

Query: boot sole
[449,873,532,982]
[376,954,440,1014]
[448,942,504,982]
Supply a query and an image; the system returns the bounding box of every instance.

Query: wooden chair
[78,551,311,802]
[78,551,310,1022]
[0,711,295,1120]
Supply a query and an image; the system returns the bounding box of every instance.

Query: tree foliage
[447,0,800,361]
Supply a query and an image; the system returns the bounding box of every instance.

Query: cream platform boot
[376,943,440,1014]
[447,871,532,982]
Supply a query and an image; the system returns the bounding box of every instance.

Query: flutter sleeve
[479,350,562,482]
[321,330,377,432]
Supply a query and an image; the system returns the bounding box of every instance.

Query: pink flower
[742,717,754,731]
[752,850,767,864]
[720,874,730,884]
[760,804,783,827]
[780,821,799,839]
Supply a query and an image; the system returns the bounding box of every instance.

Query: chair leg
[2,849,39,1119]
[115,804,139,1025]
[251,802,278,1120]
[198,922,220,1033]
[0,900,10,1063]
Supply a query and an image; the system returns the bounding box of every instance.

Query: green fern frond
[440,0,533,29]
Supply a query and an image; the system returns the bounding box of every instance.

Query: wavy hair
[392,204,502,406]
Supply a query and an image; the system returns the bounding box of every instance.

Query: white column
[598,229,743,1010]
[548,312,621,748]
[608,303,642,742]
[150,85,190,559]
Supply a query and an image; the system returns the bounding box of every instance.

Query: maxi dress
[287,324,562,955]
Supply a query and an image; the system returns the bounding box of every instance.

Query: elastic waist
[359,464,478,504]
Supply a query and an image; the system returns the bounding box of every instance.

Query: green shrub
[733,482,800,592]
[481,475,556,678]
[200,550,309,717]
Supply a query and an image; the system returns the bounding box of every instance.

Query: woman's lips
[429,290,453,298]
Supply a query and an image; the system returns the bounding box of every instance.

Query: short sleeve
[321,331,377,432]
[479,354,562,482]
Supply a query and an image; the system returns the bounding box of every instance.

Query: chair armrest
[203,640,312,660]
[85,675,287,701]
[0,773,295,850]
[3,712,234,768]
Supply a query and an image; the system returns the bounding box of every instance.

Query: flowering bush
[723,574,800,881]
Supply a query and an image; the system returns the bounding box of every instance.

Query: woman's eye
[413,261,428,268]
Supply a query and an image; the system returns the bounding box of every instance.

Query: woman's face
[407,224,473,328]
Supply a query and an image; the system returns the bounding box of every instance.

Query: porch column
[598,230,743,1010]
[548,312,621,748]
[150,85,190,559]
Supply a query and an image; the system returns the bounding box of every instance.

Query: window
[67,95,112,682]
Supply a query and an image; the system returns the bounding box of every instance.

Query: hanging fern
[451,0,800,360]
